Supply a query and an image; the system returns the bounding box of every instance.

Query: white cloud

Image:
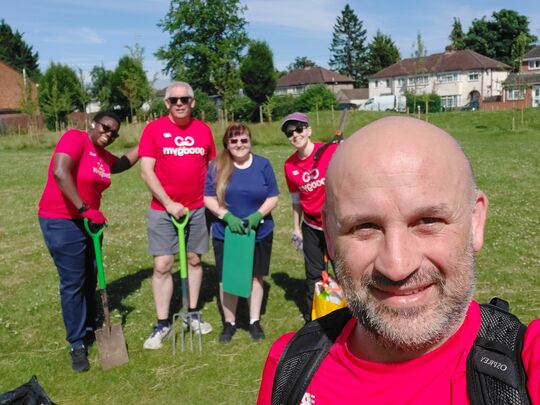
[78,28,104,44]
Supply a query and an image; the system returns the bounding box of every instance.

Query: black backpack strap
[271,307,352,405]
[467,297,530,405]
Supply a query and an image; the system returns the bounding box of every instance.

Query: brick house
[275,66,355,96]
[368,49,511,110]
[0,60,40,130]
[500,44,540,109]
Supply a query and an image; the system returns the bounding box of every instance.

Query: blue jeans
[39,217,98,349]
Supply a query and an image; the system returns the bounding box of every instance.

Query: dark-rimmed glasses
[167,96,193,105]
[98,122,119,140]
[285,125,307,138]
[229,138,250,145]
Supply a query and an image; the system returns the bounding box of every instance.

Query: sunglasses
[97,122,119,140]
[167,96,192,105]
[285,125,307,138]
[229,138,250,145]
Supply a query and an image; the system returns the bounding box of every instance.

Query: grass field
[0,109,539,404]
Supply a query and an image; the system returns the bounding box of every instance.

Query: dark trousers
[39,217,98,349]
[302,222,327,317]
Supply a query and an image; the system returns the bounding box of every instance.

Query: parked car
[461,100,479,111]
[358,95,406,112]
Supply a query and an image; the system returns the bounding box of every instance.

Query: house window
[508,88,524,100]
[386,80,390,87]
[440,95,460,108]
[468,72,479,81]
[437,73,458,83]
[528,60,540,69]
[408,75,428,86]
[397,78,405,86]
[375,80,379,87]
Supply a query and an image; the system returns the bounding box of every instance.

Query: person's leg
[248,233,273,341]
[39,217,91,371]
[301,223,326,320]
[248,275,264,321]
[183,208,213,334]
[144,209,177,349]
[152,254,175,319]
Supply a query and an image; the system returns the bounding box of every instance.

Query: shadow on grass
[106,267,153,324]
[271,272,309,320]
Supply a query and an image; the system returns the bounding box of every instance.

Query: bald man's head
[321,116,489,359]
[326,116,476,212]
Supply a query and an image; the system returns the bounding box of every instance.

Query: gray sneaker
[143,324,171,349]
[182,313,213,335]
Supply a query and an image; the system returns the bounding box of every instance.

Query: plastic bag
[311,271,347,321]
[0,375,56,405]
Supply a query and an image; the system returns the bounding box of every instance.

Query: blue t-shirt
[204,154,279,241]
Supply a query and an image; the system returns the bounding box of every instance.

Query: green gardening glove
[223,212,245,234]
[245,211,263,230]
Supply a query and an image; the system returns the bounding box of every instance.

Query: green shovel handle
[83,218,107,290]
[171,209,190,280]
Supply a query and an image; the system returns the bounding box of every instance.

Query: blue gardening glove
[245,211,263,230]
[223,212,245,234]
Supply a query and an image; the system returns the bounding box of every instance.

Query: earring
[91,122,95,128]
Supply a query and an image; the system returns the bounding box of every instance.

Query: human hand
[82,208,107,225]
[291,231,303,252]
[164,201,186,219]
[223,212,245,234]
[245,211,263,230]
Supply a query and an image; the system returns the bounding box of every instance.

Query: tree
[112,44,152,120]
[39,63,84,130]
[286,56,316,72]
[366,30,400,76]
[156,0,249,95]
[240,40,276,119]
[449,18,466,50]
[0,19,40,80]
[89,65,115,110]
[464,9,537,67]
[296,84,336,112]
[328,4,368,87]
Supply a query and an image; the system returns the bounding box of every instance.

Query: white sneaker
[183,313,213,335]
[143,324,171,349]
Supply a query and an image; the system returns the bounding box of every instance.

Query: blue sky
[2,0,539,89]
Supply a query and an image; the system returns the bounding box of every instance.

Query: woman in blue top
[204,123,279,343]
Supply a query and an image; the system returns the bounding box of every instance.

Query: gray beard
[335,241,475,353]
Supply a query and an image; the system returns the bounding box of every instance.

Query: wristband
[78,203,89,213]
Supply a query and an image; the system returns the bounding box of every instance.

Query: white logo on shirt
[292,170,299,175]
[174,136,195,147]
[301,392,316,404]
[89,151,97,157]
[163,132,172,138]
[302,169,320,183]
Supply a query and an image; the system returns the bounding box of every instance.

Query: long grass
[0,109,538,404]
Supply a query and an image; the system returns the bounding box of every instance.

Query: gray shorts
[147,207,210,256]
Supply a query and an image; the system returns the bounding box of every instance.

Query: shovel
[84,219,129,370]
[170,210,202,353]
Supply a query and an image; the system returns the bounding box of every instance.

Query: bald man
[257,117,540,404]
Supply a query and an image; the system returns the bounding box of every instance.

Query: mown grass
[0,109,538,404]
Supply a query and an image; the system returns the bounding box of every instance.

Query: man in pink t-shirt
[258,117,540,404]
[139,81,216,349]
[282,112,338,321]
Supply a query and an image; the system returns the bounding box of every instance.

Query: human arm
[291,192,303,240]
[140,156,185,218]
[111,144,139,174]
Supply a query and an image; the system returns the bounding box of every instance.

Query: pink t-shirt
[284,142,337,229]
[38,129,117,219]
[257,301,540,405]
[138,116,216,210]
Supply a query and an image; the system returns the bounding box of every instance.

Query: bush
[268,95,299,120]
[227,96,257,122]
[193,90,218,122]
[406,92,441,113]
[296,84,337,112]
